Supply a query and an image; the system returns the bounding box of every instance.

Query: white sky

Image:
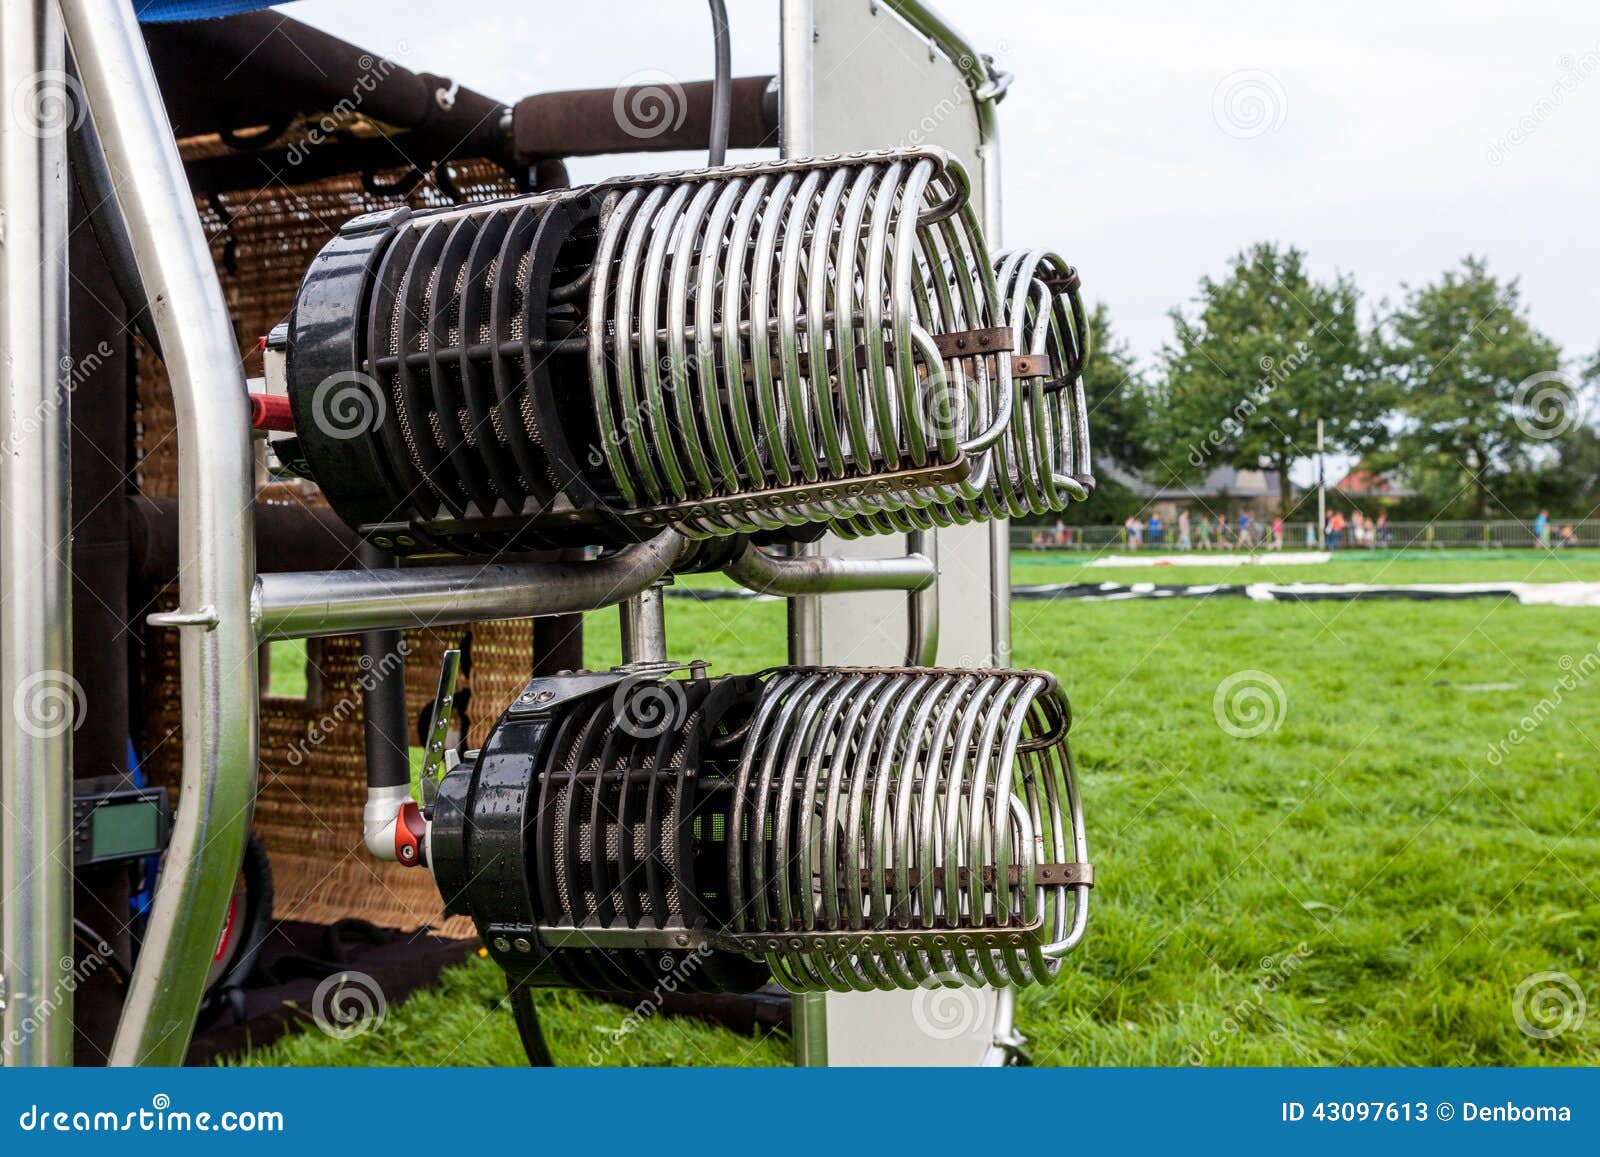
[285,0,1600,481]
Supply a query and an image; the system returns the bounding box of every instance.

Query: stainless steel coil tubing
[586,148,1015,539]
[726,667,1090,993]
[830,247,1094,537]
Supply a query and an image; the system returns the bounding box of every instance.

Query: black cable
[507,976,556,1066]
[64,54,163,359]
[706,0,732,166]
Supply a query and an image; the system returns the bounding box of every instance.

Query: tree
[1376,257,1564,518]
[1154,243,1377,517]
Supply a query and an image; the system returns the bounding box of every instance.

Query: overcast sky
[288,0,1598,379]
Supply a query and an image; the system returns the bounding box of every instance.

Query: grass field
[246,549,1600,1066]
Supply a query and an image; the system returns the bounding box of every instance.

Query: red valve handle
[248,391,295,432]
[394,800,426,867]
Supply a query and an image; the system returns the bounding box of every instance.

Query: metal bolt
[513,937,532,954]
[493,937,511,953]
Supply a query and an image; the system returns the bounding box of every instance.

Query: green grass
[240,551,1600,1066]
[230,956,786,1067]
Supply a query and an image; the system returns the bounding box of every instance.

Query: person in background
[1351,509,1365,547]
[1124,514,1143,550]
[1178,507,1192,551]
[1054,517,1066,546]
[1216,513,1230,549]
[1376,509,1391,548]
[1534,508,1550,549]
[1197,511,1213,550]
[1306,521,1318,548]
[1328,509,1346,550]
[1238,511,1251,548]
[1557,523,1576,548]
[1272,515,1284,550]
[1148,512,1163,547]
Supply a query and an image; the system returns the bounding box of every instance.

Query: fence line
[1012,519,1600,552]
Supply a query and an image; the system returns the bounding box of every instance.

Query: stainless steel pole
[61,0,260,1066]
[252,531,689,641]
[619,587,669,666]
[722,543,935,596]
[1317,417,1326,551]
[779,0,827,1070]
[0,0,74,1067]
[904,530,940,668]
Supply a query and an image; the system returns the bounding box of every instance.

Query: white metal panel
[799,0,1004,1067]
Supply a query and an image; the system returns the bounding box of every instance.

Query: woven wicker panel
[464,619,534,749]
[136,160,536,938]
[402,627,466,726]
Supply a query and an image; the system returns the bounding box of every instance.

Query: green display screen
[91,801,161,861]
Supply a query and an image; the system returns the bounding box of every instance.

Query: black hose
[507,977,556,1066]
[64,55,162,358]
[706,0,732,166]
[358,542,411,792]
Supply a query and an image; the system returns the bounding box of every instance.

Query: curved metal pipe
[905,530,940,668]
[64,51,161,357]
[706,0,732,166]
[255,531,690,640]
[62,0,260,1067]
[722,543,935,597]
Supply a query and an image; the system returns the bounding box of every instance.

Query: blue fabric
[135,0,292,22]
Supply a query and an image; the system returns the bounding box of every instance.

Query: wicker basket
[137,157,550,938]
